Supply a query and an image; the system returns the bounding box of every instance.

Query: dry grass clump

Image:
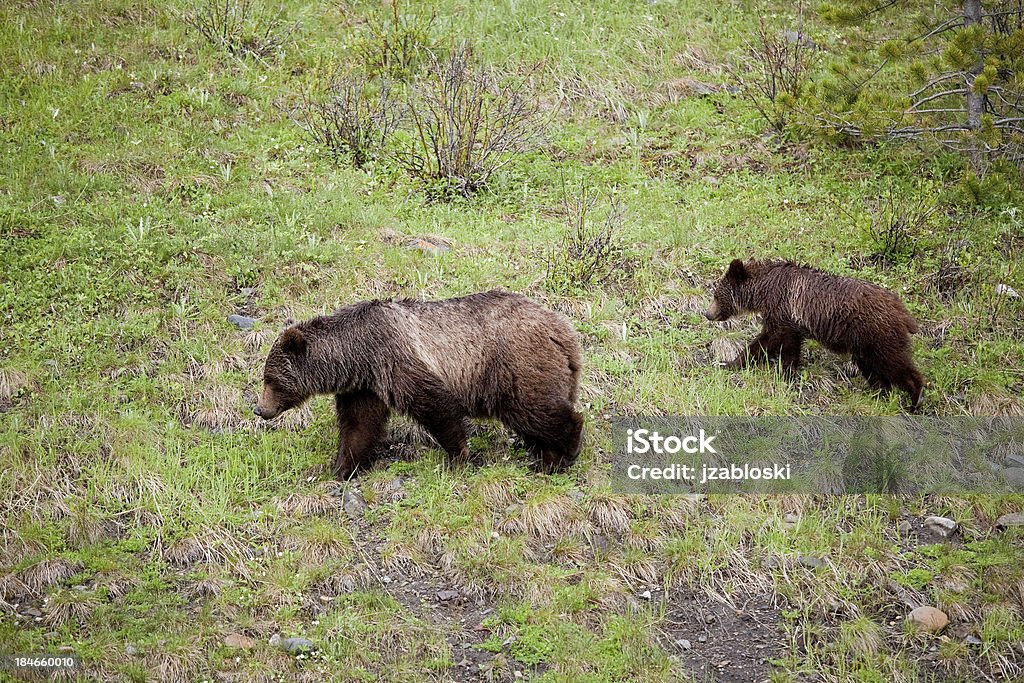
[14,558,83,598]
[0,367,28,404]
[43,588,100,627]
[163,525,255,579]
[273,492,342,517]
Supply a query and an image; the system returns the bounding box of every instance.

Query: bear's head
[254,326,311,420]
[705,259,755,322]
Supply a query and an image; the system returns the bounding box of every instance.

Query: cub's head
[705,259,755,322]
[254,325,310,420]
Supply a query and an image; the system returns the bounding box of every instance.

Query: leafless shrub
[865,191,936,266]
[732,14,817,132]
[929,234,974,301]
[399,44,546,198]
[545,180,629,291]
[183,0,295,60]
[356,0,438,80]
[295,75,403,168]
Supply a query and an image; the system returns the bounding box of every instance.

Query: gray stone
[924,516,957,537]
[996,283,1020,299]
[343,489,367,518]
[437,590,460,602]
[1001,468,1024,488]
[995,512,1024,528]
[798,555,825,569]
[676,638,691,650]
[125,643,138,656]
[275,636,314,654]
[965,635,982,646]
[639,590,652,600]
[227,314,256,330]
[23,607,41,617]
[898,519,913,535]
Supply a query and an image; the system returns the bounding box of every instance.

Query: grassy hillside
[1,0,1022,681]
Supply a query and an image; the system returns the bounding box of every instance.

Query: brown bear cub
[705,259,925,411]
[254,290,584,479]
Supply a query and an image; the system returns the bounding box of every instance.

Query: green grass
[1,0,1023,681]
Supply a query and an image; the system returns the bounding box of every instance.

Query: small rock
[924,516,957,537]
[490,531,500,539]
[224,633,255,649]
[24,607,42,617]
[898,519,913,535]
[381,575,391,584]
[908,606,949,633]
[996,283,1020,299]
[125,643,138,656]
[995,512,1024,528]
[639,590,652,600]
[965,635,982,646]
[437,590,461,602]
[388,477,404,491]
[239,287,256,297]
[698,634,707,643]
[1001,468,1024,488]
[798,554,825,569]
[703,175,720,186]
[404,236,451,256]
[51,195,65,206]
[704,614,715,624]
[343,489,367,518]
[676,638,691,650]
[276,637,315,654]
[227,314,256,330]
[1006,454,1024,468]
[783,513,800,524]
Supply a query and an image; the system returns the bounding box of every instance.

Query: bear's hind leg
[505,400,583,474]
[334,391,391,480]
[855,350,925,412]
[402,380,471,466]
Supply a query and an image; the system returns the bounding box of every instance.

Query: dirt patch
[659,589,783,683]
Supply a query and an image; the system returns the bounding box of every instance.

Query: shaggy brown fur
[255,290,584,478]
[705,259,925,411]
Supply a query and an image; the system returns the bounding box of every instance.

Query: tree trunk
[964,0,986,166]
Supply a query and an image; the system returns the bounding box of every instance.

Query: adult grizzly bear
[254,290,584,478]
[705,259,925,411]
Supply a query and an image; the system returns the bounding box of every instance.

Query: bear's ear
[280,327,307,356]
[726,259,748,282]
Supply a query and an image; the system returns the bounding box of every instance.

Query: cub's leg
[334,391,391,480]
[856,347,925,412]
[729,323,802,371]
[401,380,471,466]
[504,399,584,474]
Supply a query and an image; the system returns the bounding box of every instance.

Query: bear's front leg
[333,390,391,480]
[732,324,802,371]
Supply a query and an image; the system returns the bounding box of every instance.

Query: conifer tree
[813,1,1024,166]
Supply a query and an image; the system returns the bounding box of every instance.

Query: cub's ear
[726,258,748,282]
[280,327,307,355]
